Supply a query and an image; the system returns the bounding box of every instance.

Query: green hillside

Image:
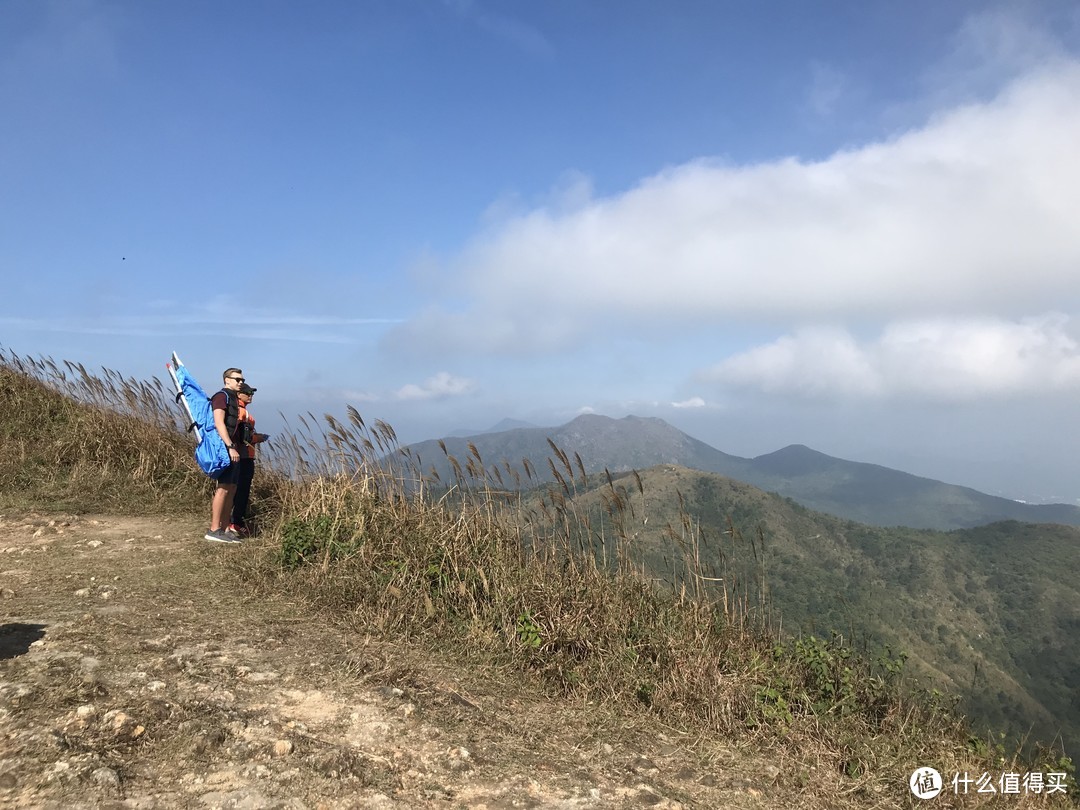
[546,464,1080,758]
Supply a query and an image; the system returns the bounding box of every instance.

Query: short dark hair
[223,367,242,381]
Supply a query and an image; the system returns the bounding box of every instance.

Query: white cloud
[704,315,1080,402]
[925,8,1071,104]
[395,372,475,401]
[672,396,707,409]
[805,61,848,118]
[340,389,380,403]
[389,58,1080,355]
[442,0,553,58]
[0,315,387,345]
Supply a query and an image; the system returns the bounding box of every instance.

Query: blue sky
[4,0,1080,502]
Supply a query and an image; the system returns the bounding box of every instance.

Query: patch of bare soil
[0,511,831,809]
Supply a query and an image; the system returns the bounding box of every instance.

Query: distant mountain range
[447,418,539,437]
[401,414,1080,755]
[403,414,1080,530]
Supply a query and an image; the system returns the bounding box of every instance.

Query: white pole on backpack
[167,351,202,443]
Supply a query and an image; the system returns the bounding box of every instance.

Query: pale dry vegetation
[2,347,1076,808]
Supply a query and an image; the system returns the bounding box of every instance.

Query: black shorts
[212,462,239,485]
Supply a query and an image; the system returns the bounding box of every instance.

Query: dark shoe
[204,529,240,544]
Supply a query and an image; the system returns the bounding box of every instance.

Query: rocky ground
[0,511,822,810]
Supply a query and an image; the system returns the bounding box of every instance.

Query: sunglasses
[229,376,245,383]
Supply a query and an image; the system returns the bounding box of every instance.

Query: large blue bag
[168,356,230,477]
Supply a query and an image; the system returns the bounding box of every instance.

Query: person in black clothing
[229,382,267,537]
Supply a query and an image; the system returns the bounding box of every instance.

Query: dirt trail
[0,511,805,809]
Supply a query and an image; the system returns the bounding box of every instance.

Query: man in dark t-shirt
[204,368,245,544]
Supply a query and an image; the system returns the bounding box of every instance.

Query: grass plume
[3,347,1076,807]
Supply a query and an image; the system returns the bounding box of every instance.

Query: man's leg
[231,459,255,528]
[211,484,237,531]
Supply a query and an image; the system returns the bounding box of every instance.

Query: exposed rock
[90,765,122,793]
[0,682,34,707]
[103,709,146,739]
[630,755,661,775]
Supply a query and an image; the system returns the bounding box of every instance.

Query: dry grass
[0,349,207,513]
[3,348,1076,808]
[227,391,1076,806]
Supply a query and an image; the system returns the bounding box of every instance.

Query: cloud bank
[703,315,1080,402]
[395,372,475,402]
[390,61,1080,358]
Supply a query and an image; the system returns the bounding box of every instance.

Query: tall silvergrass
[238,404,1076,806]
[0,348,207,512]
[4,349,1074,805]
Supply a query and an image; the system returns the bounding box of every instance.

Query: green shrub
[279,513,361,569]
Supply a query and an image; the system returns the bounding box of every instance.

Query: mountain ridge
[404,414,1080,530]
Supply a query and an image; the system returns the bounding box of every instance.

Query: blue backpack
[170,361,232,477]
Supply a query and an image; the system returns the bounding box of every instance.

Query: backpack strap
[217,388,240,437]
[174,391,197,433]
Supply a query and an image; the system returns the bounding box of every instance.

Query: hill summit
[405,414,1080,530]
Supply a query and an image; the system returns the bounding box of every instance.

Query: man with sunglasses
[204,368,246,544]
